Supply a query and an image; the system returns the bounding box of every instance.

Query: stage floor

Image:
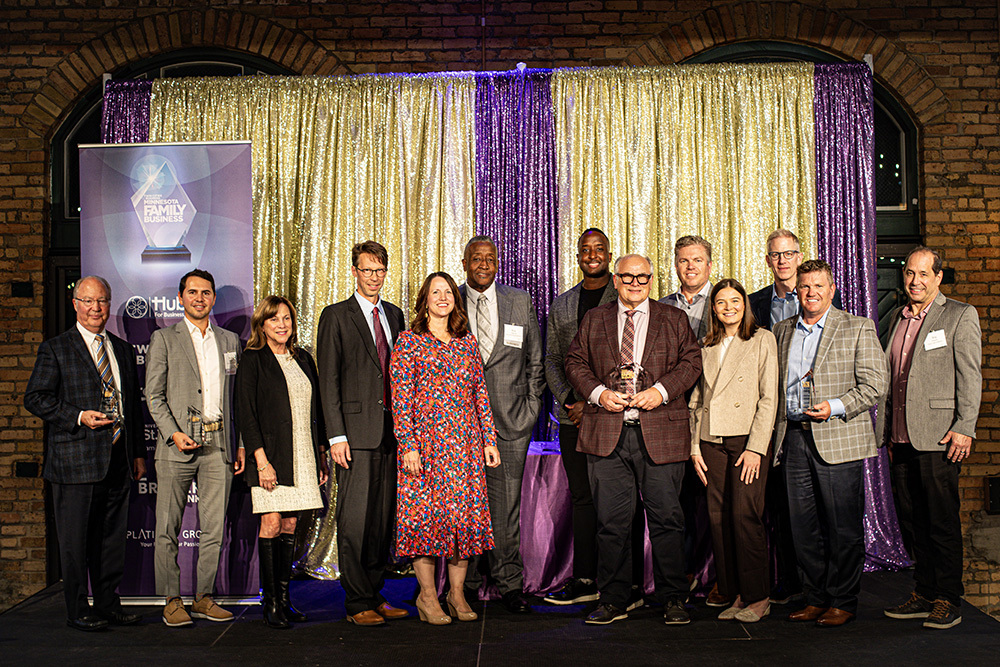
[1,571,997,665]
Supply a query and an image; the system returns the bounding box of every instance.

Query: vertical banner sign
[79,142,256,599]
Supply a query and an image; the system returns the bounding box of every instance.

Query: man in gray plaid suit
[772,259,888,627]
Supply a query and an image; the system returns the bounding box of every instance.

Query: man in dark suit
[566,254,702,625]
[877,247,982,630]
[458,235,545,614]
[747,228,841,605]
[25,275,146,631]
[774,260,888,627]
[316,240,409,626]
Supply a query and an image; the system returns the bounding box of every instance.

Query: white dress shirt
[184,316,223,421]
[76,322,122,424]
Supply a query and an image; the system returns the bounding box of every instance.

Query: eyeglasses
[616,273,652,285]
[74,298,111,308]
[356,267,387,277]
[767,250,801,261]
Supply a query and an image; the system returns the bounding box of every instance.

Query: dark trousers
[784,425,865,614]
[891,442,964,605]
[559,423,645,585]
[701,436,770,604]
[335,414,397,616]
[764,446,801,595]
[588,425,685,609]
[50,445,130,621]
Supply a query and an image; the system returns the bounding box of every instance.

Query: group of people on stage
[25,227,981,634]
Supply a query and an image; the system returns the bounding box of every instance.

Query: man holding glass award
[565,254,702,626]
[146,269,245,627]
[25,276,146,631]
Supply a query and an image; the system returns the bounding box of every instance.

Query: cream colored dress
[250,353,323,514]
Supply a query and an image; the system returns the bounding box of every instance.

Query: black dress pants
[51,444,131,621]
[890,442,963,605]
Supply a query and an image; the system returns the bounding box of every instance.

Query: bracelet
[257,463,268,472]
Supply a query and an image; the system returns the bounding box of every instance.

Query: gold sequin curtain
[552,64,817,298]
[149,74,476,346]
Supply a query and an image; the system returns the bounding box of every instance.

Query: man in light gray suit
[459,235,544,614]
[877,247,982,630]
[147,269,245,627]
[774,259,888,627]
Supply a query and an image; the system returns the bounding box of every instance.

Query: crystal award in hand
[605,363,650,400]
[100,380,120,422]
[187,406,204,445]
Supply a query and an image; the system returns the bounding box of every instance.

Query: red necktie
[373,308,391,409]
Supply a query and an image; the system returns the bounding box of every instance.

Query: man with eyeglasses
[566,254,702,626]
[316,240,408,626]
[747,229,841,607]
[25,276,146,631]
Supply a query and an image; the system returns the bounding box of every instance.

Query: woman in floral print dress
[391,271,501,625]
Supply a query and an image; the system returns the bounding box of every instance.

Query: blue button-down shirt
[785,307,845,421]
[770,284,799,328]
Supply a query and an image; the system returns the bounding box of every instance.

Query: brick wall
[1,0,997,614]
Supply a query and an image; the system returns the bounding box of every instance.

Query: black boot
[278,533,307,623]
[258,537,290,629]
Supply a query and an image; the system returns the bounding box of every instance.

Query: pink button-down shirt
[888,303,930,444]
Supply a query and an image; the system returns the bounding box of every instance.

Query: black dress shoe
[584,603,627,625]
[544,579,599,606]
[663,597,691,625]
[67,616,110,632]
[501,591,532,614]
[101,611,142,626]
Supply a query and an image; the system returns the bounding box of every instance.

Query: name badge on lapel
[503,324,523,349]
[224,351,238,375]
[923,329,946,351]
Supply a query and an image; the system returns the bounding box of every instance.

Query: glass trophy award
[99,380,119,422]
[605,362,650,400]
[187,406,204,445]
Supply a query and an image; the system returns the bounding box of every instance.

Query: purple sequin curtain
[814,63,910,571]
[101,79,152,144]
[474,69,559,327]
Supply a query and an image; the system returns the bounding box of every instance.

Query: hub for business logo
[125,295,149,319]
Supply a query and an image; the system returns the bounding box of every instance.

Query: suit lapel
[68,329,103,385]
[715,335,750,392]
[173,321,201,379]
[486,285,512,367]
[812,307,841,371]
[913,293,947,353]
[603,303,620,364]
[348,298,380,369]
[641,303,661,367]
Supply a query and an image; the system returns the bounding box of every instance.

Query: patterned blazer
[25,327,144,484]
[565,299,702,465]
[545,279,618,425]
[874,292,982,452]
[458,284,545,442]
[772,306,889,466]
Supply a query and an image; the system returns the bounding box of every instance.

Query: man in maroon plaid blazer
[566,253,702,626]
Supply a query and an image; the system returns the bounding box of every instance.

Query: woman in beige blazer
[689,278,778,623]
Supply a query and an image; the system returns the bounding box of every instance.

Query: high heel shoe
[415,598,452,625]
[446,597,478,622]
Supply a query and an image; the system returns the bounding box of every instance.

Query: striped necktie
[95,334,122,444]
[476,295,494,362]
[621,310,637,395]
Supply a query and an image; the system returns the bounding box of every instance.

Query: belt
[623,419,641,428]
[787,419,811,431]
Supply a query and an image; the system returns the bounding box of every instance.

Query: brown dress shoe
[705,584,731,608]
[787,605,829,622]
[375,602,409,620]
[815,607,855,627]
[346,609,386,626]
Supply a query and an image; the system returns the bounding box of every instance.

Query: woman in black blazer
[236,295,329,629]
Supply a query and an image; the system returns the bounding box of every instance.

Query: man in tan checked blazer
[772,259,888,628]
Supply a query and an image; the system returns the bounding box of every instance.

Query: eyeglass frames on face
[356,268,387,277]
[616,273,651,285]
[767,250,801,261]
[74,298,110,307]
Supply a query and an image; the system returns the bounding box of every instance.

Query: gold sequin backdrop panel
[150,75,476,346]
[553,64,817,298]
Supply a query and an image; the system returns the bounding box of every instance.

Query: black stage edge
[1,571,997,666]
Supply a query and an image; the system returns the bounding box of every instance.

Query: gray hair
[766,228,800,251]
[73,275,112,300]
[613,254,654,274]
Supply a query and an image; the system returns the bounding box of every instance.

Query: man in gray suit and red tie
[566,253,702,625]
[773,259,888,627]
[459,235,544,614]
[317,240,409,626]
[147,269,245,627]
[25,276,146,631]
[877,246,982,630]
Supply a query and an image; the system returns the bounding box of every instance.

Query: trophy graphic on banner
[605,362,650,402]
[130,155,196,262]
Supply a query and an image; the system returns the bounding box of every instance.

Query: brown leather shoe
[788,605,829,622]
[375,602,409,620]
[815,607,855,627]
[705,583,731,608]
[346,609,386,626]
